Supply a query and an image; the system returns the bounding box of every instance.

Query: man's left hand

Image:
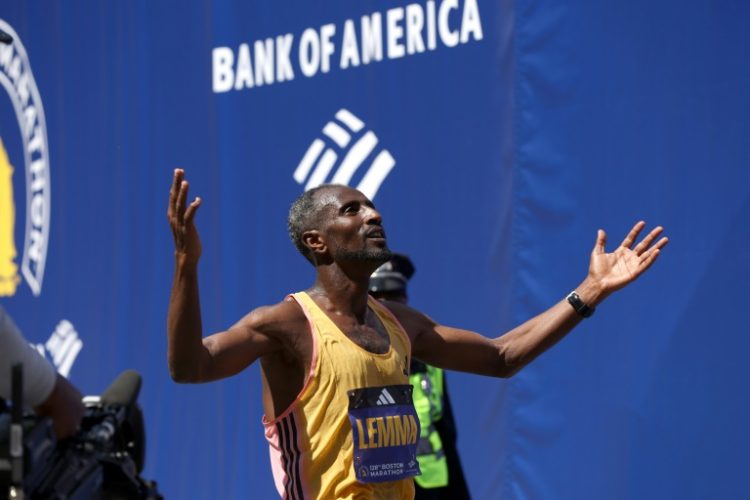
[587,221,669,299]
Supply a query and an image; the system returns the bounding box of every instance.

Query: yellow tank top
[263,292,416,500]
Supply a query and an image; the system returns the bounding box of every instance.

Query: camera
[0,369,161,499]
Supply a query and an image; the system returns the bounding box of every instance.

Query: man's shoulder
[241,297,313,360]
[242,297,307,330]
[376,299,423,319]
[374,299,434,339]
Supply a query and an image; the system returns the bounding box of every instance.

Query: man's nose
[364,206,382,225]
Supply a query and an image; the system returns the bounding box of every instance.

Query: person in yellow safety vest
[369,254,472,499]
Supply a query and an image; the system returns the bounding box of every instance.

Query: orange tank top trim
[261,294,320,426]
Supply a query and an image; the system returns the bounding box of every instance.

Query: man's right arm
[167,254,285,383]
[166,169,286,383]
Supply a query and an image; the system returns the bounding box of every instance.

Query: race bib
[348,384,421,483]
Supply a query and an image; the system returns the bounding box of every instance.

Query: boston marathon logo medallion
[0,19,50,297]
[0,21,81,377]
[293,108,395,199]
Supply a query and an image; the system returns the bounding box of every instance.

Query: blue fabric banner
[1,1,748,498]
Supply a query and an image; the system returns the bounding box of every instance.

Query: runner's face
[317,186,392,265]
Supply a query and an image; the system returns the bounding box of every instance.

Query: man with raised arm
[167,169,667,500]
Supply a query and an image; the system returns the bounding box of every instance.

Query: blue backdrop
[1,1,748,498]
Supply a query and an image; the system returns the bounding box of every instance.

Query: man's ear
[302,230,327,256]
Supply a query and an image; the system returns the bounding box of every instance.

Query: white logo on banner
[32,320,83,378]
[213,0,484,93]
[0,20,50,297]
[293,109,395,199]
[1,20,83,378]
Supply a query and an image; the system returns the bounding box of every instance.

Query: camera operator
[0,305,85,439]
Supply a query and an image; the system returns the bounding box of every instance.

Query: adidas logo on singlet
[376,388,396,406]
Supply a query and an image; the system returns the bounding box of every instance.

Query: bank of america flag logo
[293,109,395,199]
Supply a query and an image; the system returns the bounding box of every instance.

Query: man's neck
[308,264,373,321]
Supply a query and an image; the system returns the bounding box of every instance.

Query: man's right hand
[167,169,202,264]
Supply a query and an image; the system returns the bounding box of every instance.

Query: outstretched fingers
[184,197,202,226]
[620,220,646,249]
[169,168,200,228]
[593,229,607,254]
[633,226,665,256]
[167,169,184,221]
[637,236,669,272]
[175,180,189,225]
[167,168,203,259]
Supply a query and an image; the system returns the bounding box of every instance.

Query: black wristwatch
[566,291,595,318]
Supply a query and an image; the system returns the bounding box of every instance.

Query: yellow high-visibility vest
[410,364,449,488]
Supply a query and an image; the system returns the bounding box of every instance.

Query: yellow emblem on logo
[0,137,19,296]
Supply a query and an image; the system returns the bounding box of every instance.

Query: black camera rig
[0,367,161,499]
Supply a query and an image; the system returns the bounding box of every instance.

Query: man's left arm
[399,222,668,378]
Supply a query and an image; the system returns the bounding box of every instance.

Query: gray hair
[287,185,339,264]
